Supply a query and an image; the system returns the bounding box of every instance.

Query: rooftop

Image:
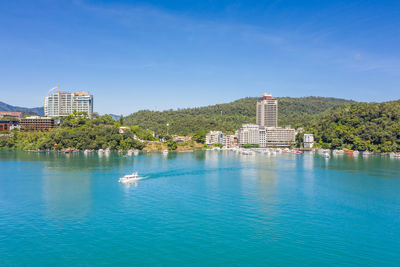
[23,116,53,120]
[259,93,276,100]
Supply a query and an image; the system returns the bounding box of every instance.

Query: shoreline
[0,147,398,158]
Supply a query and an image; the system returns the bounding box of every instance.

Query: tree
[167,140,177,150]
[193,129,206,143]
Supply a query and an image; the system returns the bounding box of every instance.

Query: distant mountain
[0,101,44,116]
[124,96,354,135]
[106,114,121,120]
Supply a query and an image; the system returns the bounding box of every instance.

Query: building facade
[303,134,314,148]
[237,125,295,147]
[206,131,226,145]
[259,128,266,147]
[0,111,22,118]
[0,120,20,131]
[223,135,235,148]
[20,116,54,131]
[44,90,93,117]
[237,124,260,146]
[265,127,296,146]
[256,93,278,127]
[0,121,9,131]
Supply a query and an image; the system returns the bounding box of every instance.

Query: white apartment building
[237,124,260,146]
[303,133,314,148]
[44,90,93,117]
[206,131,225,145]
[259,128,266,147]
[256,93,278,127]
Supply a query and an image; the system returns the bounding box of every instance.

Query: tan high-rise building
[256,93,278,127]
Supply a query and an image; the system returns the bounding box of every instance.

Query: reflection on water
[194,151,206,161]
[204,150,220,168]
[302,152,315,171]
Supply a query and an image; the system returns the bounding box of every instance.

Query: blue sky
[1,0,399,115]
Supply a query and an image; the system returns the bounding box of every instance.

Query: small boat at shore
[363,151,374,156]
[241,150,253,155]
[333,149,345,155]
[163,150,169,155]
[322,152,330,158]
[389,152,400,158]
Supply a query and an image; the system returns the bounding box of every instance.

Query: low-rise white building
[303,133,314,148]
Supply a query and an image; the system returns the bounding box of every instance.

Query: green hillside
[301,100,400,152]
[124,96,353,135]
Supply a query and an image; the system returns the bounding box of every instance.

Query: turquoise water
[0,151,399,266]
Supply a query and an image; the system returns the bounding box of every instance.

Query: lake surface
[0,151,399,266]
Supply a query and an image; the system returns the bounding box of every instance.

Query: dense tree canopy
[301,101,400,152]
[0,115,150,151]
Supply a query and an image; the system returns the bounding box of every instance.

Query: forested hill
[301,100,400,152]
[124,97,353,135]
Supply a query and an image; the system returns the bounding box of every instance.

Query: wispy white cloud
[72,0,400,76]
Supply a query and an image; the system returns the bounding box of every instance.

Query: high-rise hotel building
[237,93,296,147]
[44,90,93,117]
[256,93,278,127]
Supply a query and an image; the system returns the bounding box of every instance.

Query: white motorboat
[163,150,169,155]
[119,172,145,184]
